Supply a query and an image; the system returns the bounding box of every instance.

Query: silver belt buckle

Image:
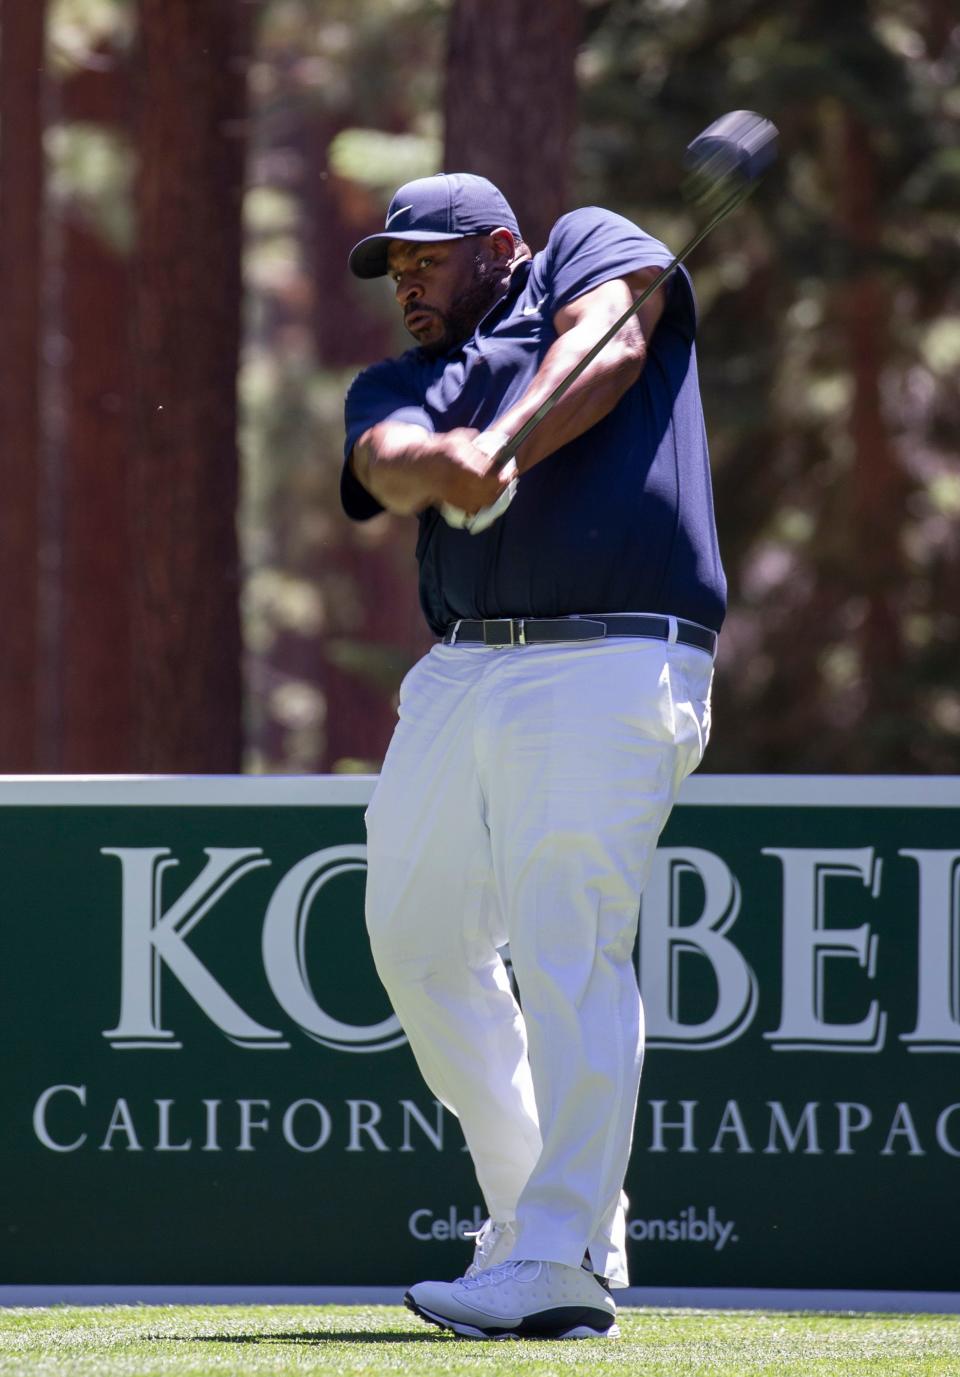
[482,618,525,647]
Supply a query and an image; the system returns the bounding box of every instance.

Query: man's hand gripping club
[349,421,514,524]
[440,429,517,535]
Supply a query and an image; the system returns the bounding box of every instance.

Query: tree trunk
[303,113,431,769]
[59,216,136,770]
[129,0,253,771]
[0,0,45,769]
[55,55,137,771]
[443,0,581,252]
[829,101,911,766]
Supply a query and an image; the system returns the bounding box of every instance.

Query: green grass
[0,1304,959,1376]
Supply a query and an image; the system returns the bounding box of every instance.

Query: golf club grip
[492,192,747,472]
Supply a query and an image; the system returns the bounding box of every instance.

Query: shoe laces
[464,1219,512,1278]
[461,1259,536,1291]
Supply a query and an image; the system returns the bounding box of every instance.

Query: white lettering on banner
[648,1100,699,1153]
[640,848,758,1050]
[936,1105,960,1157]
[762,847,887,1052]
[405,1203,739,1251]
[881,1102,925,1156]
[155,1099,191,1151]
[30,1091,457,1154]
[31,1088,960,1157]
[837,1102,872,1154]
[399,1099,445,1152]
[409,1207,485,1241]
[100,845,407,1054]
[203,1099,221,1152]
[627,1206,737,1252]
[899,850,960,1052]
[238,1100,271,1151]
[32,1084,87,1152]
[100,847,284,1050]
[100,1097,141,1151]
[649,1099,824,1156]
[346,1100,390,1152]
[282,1100,332,1152]
[639,1098,960,1157]
[261,847,405,1053]
[764,1101,823,1154]
[93,842,960,1056]
[708,1100,753,1154]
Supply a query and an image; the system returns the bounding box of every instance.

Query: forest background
[0,0,957,777]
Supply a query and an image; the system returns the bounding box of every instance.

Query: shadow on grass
[154,1331,448,1344]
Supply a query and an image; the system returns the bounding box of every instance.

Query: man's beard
[414,255,506,358]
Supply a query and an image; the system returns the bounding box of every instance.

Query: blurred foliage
[328,127,441,191]
[569,0,960,773]
[238,0,448,771]
[43,0,135,258]
[44,0,960,774]
[46,0,135,73]
[45,123,135,252]
[240,0,960,774]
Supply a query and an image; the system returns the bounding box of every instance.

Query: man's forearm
[493,270,665,474]
[350,422,438,515]
[351,332,644,515]
[350,422,511,516]
[498,327,645,473]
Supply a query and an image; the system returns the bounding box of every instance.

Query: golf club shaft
[493,185,750,470]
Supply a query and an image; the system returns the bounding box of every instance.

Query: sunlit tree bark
[56,55,137,771]
[0,0,44,769]
[129,0,253,770]
[826,99,912,768]
[444,0,580,252]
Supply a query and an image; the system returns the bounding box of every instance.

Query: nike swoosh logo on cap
[385,204,414,227]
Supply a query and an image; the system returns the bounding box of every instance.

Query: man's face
[387,235,509,357]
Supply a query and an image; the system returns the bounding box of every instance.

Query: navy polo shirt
[342,206,726,636]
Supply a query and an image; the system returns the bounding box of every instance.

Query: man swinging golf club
[341,115,775,1341]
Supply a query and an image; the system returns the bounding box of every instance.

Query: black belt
[442,614,717,655]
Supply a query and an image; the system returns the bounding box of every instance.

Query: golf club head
[683,110,779,218]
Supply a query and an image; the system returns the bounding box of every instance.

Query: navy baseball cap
[348,172,522,279]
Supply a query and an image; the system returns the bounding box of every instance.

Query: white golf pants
[364,631,713,1286]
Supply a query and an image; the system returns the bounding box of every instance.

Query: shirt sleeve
[341,359,435,521]
[541,207,675,315]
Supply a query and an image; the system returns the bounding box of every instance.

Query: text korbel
[98,842,960,1054]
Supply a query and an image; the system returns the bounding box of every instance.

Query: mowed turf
[1,1304,959,1376]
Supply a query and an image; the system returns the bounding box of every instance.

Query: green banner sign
[3,775,958,1292]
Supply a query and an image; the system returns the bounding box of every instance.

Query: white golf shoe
[405,1258,619,1340]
